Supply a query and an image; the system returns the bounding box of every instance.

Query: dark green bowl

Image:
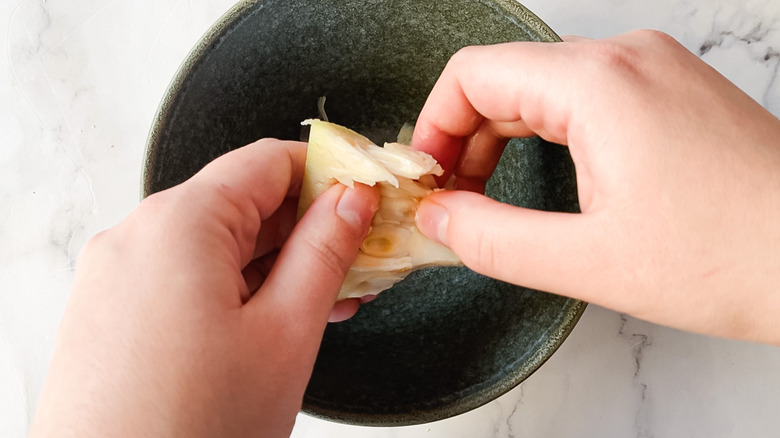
[143,0,585,427]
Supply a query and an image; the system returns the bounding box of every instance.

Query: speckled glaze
[143,0,585,427]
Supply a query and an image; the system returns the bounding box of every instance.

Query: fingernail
[415,199,450,246]
[336,185,377,229]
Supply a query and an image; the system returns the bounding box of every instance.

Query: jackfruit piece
[298,119,461,299]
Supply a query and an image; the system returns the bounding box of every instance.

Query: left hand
[29,139,379,438]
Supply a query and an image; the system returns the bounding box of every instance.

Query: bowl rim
[141,0,561,198]
[142,0,258,199]
[141,0,587,427]
[303,299,587,427]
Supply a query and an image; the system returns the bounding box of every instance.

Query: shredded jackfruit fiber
[298,119,461,299]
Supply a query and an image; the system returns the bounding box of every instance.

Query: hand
[29,140,379,437]
[412,30,780,345]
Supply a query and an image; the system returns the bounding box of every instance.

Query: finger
[415,190,608,304]
[252,196,299,259]
[184,140,307,268]
[249,183,380,332]
[411,42,576,170]
[451,120,511,192]
[240,251,280,303]
[328,299,360,322]
[359,294,377,304]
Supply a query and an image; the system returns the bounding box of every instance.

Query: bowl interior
[144,0,585,426]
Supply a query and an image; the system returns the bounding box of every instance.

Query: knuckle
[459,222,501,277]
[135,190,176,222]
[80,229,110,256]
[631,29,677,47]
[448,45,481,68]
[303,237,352,281]
[129,192,178,236]
[586,30,679,78]
[475,233,501,276]
[115,190,182,247]
[77,228,122,268]
[587,39,643,77]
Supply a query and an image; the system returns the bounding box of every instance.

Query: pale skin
[30,30,780,437]
[29,140,380,437]
[413,30,780,346]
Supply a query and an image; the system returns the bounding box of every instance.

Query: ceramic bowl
[143,0,585,426]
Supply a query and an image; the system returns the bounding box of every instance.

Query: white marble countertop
[2,0,780,437]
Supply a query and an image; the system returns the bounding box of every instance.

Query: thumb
[249,183,379,331]
[416,190,601,300]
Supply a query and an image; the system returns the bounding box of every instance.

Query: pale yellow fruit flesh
[298,119,461,299]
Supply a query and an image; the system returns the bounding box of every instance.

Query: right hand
[412,30,780,346]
